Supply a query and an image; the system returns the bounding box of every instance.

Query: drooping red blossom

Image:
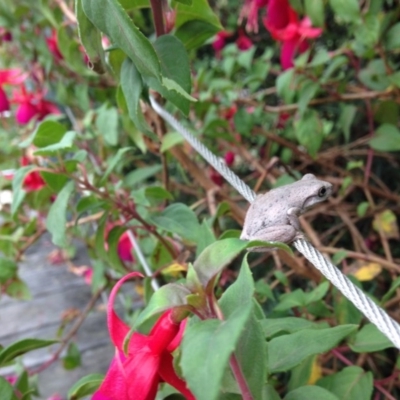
[0,86,9,112]
[235,29,253,51]
[46,29,63,61]
[262,0,322,69]
[0,68,26,112]
[20,155,46,191]
[0,27,12,42]
[224,151,235,166]
[12,86,61,125]
[210,168,224,187]
[117,231,135,263]
[93,272,194,400]
[239,0,269,33]
[212,31,233,54]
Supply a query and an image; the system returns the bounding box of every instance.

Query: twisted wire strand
[150,96,400,350]
[294,239,400,349]
[150,97,256,203]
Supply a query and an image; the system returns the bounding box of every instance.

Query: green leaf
[67,373,104,399]
[317,366,373,400]
[0,258,17,283]
[349,324,393,352]
[180,305,252,400]
[40,172,69,193]
[75,0,106,73]
[369,124,400,151]
[32,121,67,148]
[276,69,295,104]
[384,22,400,50]
[0,339,58,366]
[175,20,220,51]
[135,283,191,327]
[195,221,216,258]
[63,342,82,370]
[5,278,32,300]
[339,104,357,142]
[120,58,156,139]
[96,106,119,146]
[82,0,161,79]
[193,238,248,290]
[123,164,162,187]
[175,0,222,30]
[268,325,357,372]
[388,71,400,88]
[297,80,319,116]
[285,386,339,400]
[34,131,76,155]
[304,0,324,27]
[46,181,74,247]
[150,203,201,243]
[329,0,360,24]
[160,131,184,152]
[11,166,33,216]
[0,377,15,400]
[294,110,323,158]
[219,254,254,317]
[100,147,133,184]
[145,35,193,115]
[220,257,266,399]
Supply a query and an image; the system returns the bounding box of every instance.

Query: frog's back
[244,187,289,236]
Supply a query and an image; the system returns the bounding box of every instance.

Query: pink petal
[236,31,253,51]
[263,0,298,38]
[92,350,130,400]
[107,272,143,349]
[117,232,135,262]
[16,102,38,124]
[158,352,195,400]
[0,69,27,85]
[0,86,9,112]
[280,38,310,70]
[148,310,180,354]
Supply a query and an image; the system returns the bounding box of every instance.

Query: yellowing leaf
[372,209,399,239]
[161,262,187,278]
[307,357,323,384]
[352,262,382,281]
[135,283,145,296]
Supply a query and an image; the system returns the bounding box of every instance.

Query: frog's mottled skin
[240,174,332,246]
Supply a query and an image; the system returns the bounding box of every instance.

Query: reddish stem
[150,0,165,36]
[230,354,254,400]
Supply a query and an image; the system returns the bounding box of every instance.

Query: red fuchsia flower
[224,151,235,167]
[262,0,322,70]
[0,68,26,112]
[93,272,194,400]
[12,86,60,125]
[212,31,233,55]
[0,27,12,42]
[46,29,63,61]
[235,29,253,51]
[20,155,46,191]
[239,0,269,33]
[117,231,135,263]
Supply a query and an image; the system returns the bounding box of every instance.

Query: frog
[240,174,332,249]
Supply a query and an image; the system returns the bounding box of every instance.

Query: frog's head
[301,173,333,209]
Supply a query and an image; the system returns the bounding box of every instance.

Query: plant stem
[150,0,165,36]
[229,353,253,400]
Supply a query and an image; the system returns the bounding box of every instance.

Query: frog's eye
[318,186,327,197]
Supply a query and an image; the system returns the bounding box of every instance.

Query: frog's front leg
[287,206,302,231]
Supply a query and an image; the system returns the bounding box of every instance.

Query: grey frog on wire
[240,174,333,249]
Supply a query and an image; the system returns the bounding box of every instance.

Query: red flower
[224,151,235,166]
[263,0,322,69]
[12,86,60,125]
[117,231,135,263]
[20,156,46,191]
[212,31,233,54]
[0,68,26,112]
[0,86,9,112]
[93,272,194,400]
[46,30,63,61]
[235,29,253,51]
